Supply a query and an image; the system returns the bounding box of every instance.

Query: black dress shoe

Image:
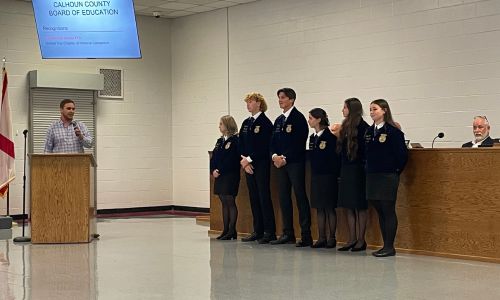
[372,248,396,257]
[270,234,296,245]
[296,237,313,247]
[311,239,327,248]
[326,238,337,249]
[216,231,228,240]
[220,231,237,240]
[351,241,367,252]
[258,233,277,244]
[337,241,356,251]
[241,232,262,242]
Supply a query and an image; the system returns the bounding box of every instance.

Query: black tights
[316,208,337,241]
[345,208,368,247]
[219,195,238,234]
[371,200,398,250]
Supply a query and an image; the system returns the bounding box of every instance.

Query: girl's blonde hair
[220,115,238,136]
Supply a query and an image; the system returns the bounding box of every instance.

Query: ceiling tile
[185,5,215,12]
[133,5,150,11]
[159,2,198,10]
[166,10,197,17]
[205,1,237,9]
[134,0,166,6]
[139,6,176,14]
[175,0,219,4]
[229,0,258,3]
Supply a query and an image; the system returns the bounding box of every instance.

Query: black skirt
[338,163,367,210]
[366,173,400,201]
[214,171,240,196]
[310,173,338,209]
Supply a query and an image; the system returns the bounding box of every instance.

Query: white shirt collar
[251,111,262,120]
[223,135,228,141]
[375,122,385,129]
[282,106,294,119]
[315,129,325,137]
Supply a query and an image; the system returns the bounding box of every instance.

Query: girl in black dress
[210,115,241,240]
[308,108,341,248]
[336,98,370,252]
[365,99,408,257]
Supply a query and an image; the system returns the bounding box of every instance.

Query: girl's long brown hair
[336,98,363,161]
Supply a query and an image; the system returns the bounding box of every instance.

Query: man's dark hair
[277,88,296,101]
[60,99,75,109]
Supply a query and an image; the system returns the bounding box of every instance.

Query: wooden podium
[30,153,97,244]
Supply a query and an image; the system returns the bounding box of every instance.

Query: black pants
[276,161,311,237]
[245,160,276,235]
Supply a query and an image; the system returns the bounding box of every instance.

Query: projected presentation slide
[32,0,142,59]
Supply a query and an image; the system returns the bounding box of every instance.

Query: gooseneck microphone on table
[431,132,445,149]
[14,129,31,243]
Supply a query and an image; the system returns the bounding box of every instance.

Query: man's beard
[475,135,485,143]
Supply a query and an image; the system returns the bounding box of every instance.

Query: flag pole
[6,189,9,216]
[3,57,7,217]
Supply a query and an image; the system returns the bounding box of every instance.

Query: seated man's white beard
[475,134,488,143]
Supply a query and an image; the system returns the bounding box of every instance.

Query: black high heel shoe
[220,231,237,240]
[351,241,367,252]
[216,230,228,240]
[311,239,327,248]
[326,238,337,249]
[337,241,357,251]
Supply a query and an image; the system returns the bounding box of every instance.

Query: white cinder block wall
[0,0,173,214]
[2,0,500,212]
[172,0,500,208]
[171,9,229,208]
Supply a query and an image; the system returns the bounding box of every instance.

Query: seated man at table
[462,116,494,148]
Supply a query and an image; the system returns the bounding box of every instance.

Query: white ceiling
[133,0,258,18]
[20,0,259,18]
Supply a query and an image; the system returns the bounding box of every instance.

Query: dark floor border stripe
[96,205,209,215]
[9,214,28,221]
[5,206,209,220]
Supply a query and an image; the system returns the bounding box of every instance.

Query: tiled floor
[1,217,500,300]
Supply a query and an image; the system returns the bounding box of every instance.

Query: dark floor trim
[8,214,28,221]
[96,205,209,215]
[5,206,209,220]
[171,205,209,213]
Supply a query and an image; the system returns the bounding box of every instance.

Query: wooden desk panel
[210,149,500,262]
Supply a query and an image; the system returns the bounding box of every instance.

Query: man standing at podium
[44,99,93,153]
[462,116,494,148]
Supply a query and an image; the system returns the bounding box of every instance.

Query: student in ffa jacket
[307,108,340,249]
[336,98,370,252]
[239,92,277,244]
[210,115,241,241]
[365,99,408,257]
[270,88,312,247]
[462,116,494,148]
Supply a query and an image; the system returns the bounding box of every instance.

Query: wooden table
[209,149,500,263]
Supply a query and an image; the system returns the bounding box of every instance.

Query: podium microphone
[14,129,31,243]
[431,132,445,149]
